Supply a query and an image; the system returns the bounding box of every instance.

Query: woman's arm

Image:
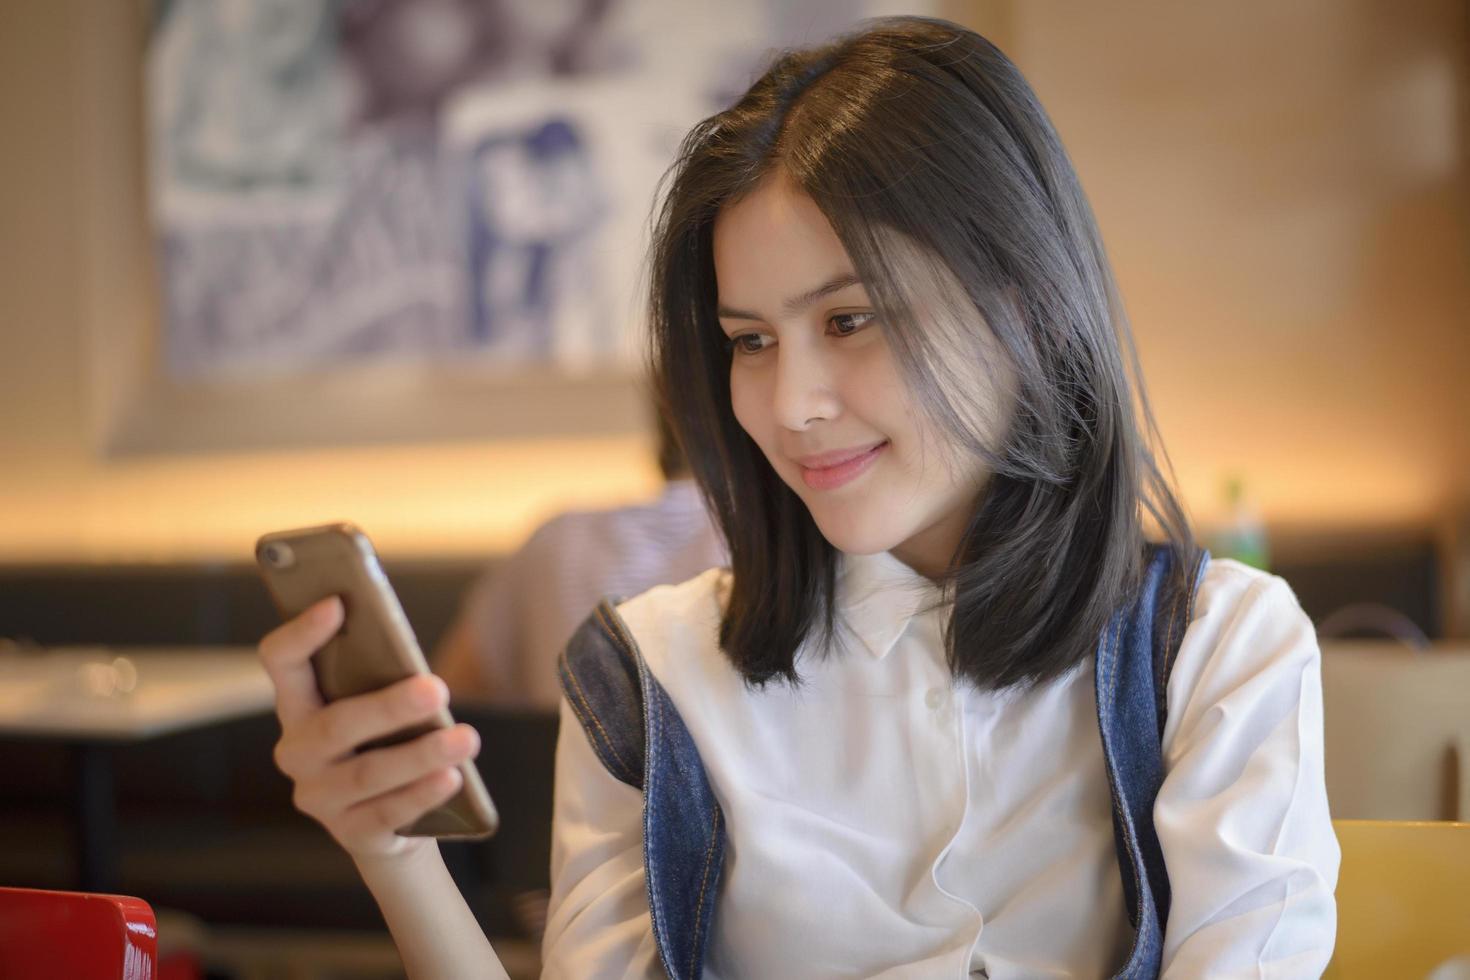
[541,697,662,978]
[1154,565,1340,978]
[258,597,511,978]
[354,845,507,979]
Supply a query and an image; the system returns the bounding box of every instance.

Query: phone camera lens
[261,542,296,570]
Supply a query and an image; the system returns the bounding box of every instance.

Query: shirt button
[925,688,945,710]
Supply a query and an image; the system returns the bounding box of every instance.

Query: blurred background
[0,0,1467,978]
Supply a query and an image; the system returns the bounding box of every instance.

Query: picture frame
[77,0,654,457]
[78,0,949,457]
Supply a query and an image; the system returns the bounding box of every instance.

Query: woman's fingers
[336,766,465,846]
[297,723,480,816]
[274,672,448,779]
[313,674,449,761]
[258,596,343,726]
[257,599,481,859]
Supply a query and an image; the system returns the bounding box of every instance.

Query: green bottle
[1213,476,1270,571]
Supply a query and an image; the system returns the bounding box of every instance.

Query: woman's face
[713,171,1014,579]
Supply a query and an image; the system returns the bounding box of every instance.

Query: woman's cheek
[848,347,909,436]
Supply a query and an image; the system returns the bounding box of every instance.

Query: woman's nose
[772,343,841,431]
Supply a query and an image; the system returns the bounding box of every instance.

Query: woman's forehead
[713,174,857,302]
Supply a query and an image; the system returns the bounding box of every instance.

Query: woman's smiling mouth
[796,440,889,490]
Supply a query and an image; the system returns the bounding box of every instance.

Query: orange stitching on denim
[563,650,635,783]
[1160,552,1208,710]
[1112,787,1147,975]
[1158,579,1183,721]
[589,604,647,770]
[1163,586,1181,665]
[593,601,639,661]
[1105,611,1126,719]
[645,648,675,971]
[688,804,722,977]
[557,659,597,739]
[1100,610,1145,973]
[1185,553,1206,630]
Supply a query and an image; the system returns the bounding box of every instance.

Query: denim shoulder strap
[558,598,727,980]
[1096,543,1211,980]
[558,600,645,787]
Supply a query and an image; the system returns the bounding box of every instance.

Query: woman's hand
[257,596,482,862]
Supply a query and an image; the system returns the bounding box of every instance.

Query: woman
[260,17,1339,978]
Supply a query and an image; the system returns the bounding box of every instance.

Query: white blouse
[541,551,1340,979]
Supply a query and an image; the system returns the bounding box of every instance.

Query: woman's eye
[730,333,772,355]
[829,312,876,336]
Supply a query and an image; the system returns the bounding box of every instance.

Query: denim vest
[558,544,1210,979]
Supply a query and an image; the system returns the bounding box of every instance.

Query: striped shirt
[451,479,727,709]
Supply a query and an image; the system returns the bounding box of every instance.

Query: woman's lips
[798,441,888,491]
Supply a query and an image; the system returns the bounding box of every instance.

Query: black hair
[648,16,1200,691]
[652,398,691,481]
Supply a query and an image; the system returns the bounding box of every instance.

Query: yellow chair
[1325,819,1470,979]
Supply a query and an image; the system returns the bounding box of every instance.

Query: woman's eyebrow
[717,272,863,320]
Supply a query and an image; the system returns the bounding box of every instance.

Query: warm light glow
[0,435,663,563]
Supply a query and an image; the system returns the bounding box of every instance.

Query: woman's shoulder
[1164,556,1320,742]
[1190,556,1308,636]
[614,564,729,626]
[611,565,734,684]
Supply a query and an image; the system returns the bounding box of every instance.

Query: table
[0,646,275,892]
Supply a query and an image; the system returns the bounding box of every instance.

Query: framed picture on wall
[82,0,938,456]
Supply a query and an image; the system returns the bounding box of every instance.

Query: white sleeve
[540,697,662,979]
[1155,562,1340,978]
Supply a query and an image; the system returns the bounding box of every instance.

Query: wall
[0,0,1466,564]
[0,0,661,563]
[984,1,1470,531]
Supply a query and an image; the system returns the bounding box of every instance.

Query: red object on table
[0,886,158,980]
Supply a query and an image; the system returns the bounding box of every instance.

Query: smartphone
[255,522,498,839]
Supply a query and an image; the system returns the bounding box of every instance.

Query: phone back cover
[256,523,497,838]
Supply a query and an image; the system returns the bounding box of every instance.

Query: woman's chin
[809,512,900,557]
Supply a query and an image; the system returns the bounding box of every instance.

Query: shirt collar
[836,550,948,660]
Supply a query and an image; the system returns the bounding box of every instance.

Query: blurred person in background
[432,406,726,709]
